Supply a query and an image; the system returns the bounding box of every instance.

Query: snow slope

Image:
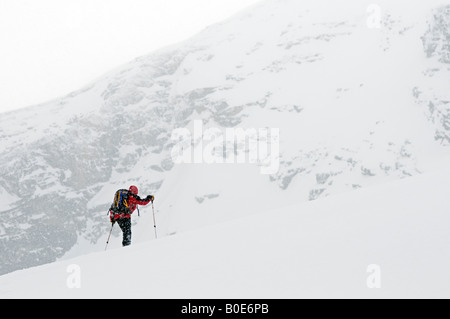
[1,0,450,276]
[1,167,449,299]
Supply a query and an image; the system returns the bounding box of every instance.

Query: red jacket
[110,192,152,220]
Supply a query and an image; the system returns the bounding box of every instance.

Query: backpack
[110,189,130,215]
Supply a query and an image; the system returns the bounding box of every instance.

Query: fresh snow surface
[1,0,450,296]
[1,167,449,299]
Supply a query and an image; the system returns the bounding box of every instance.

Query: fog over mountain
[1,0,449,277]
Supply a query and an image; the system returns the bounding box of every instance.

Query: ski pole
[152,200,157,239]
[105,223,114,251]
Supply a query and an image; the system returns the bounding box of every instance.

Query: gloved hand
[146,195,155,202]
[110,214,116,225]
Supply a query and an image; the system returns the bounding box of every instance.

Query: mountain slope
[1,166,450,298]
[1,0,450,275]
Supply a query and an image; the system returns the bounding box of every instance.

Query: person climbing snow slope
[109,185,154,246]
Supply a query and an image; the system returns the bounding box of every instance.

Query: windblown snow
[1,0,450,298]
[1,166,450,298]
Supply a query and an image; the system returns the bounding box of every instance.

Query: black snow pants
[117,218,132,246]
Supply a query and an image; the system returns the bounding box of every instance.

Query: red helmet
[129,185,138,195]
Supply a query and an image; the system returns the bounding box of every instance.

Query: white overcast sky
[0,0,260,114]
